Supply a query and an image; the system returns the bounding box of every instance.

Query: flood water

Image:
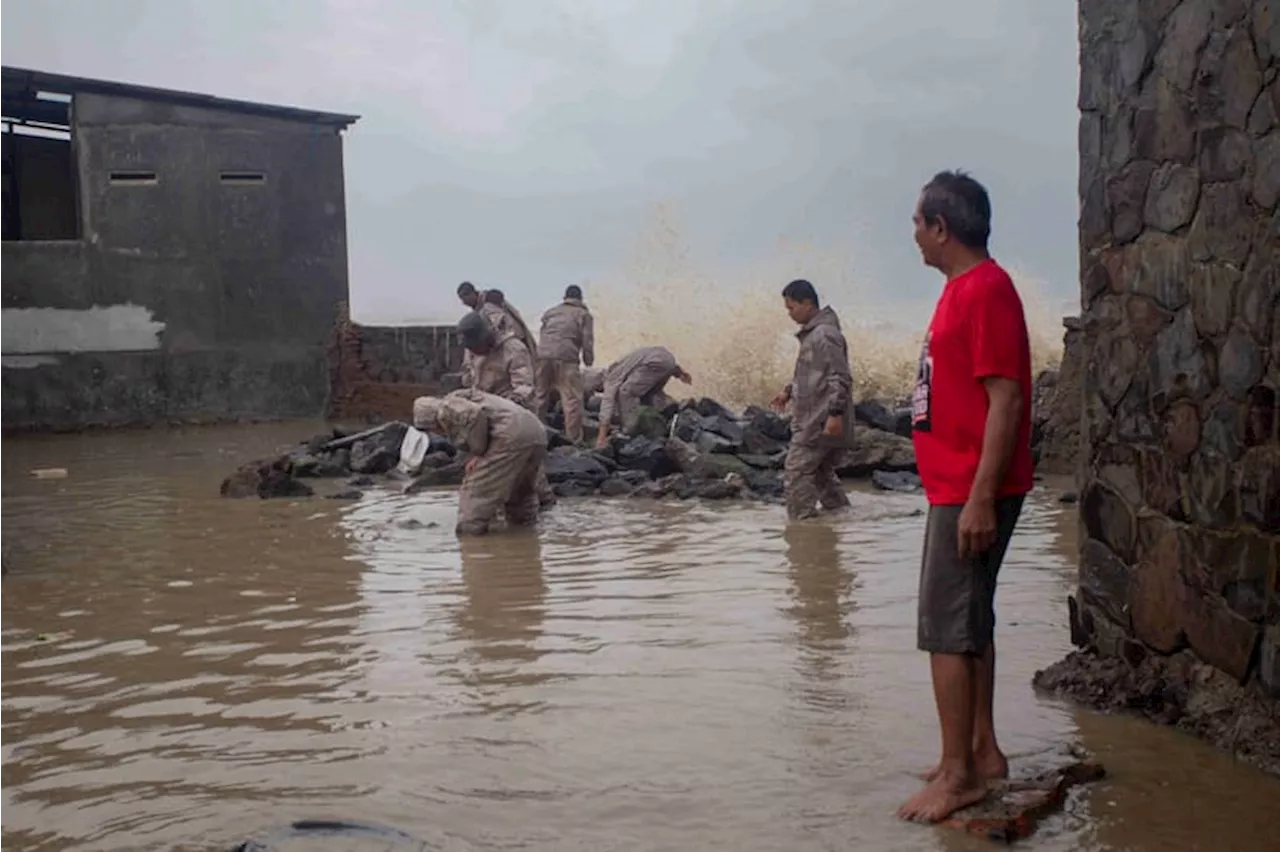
[3,422,1278,851]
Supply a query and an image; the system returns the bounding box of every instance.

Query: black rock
[599,476,636,497]
[349,422,410,474]
[404,461,467,492]
[740,424,785,456]
[421,451,454,469]
[695,479,743,500]
[701,413,744,444]
[220,457,315,499]
[694,397,737,420]
[854,400,897,433]
[737,454,778,469]
[545,427,575,450]
[347,474,377,487]
[1059,491,1080,504]
[870,470,923,493]
[259,467,314,499]
[585,395,602,413]
[694,431,737,455]
[290,447,351,478]
[616,435,679,479]
[616,469,649,486]
[553,481,598,498]
[893,408,914,438]
[633,473,688,499]
[742,468,785,497]
[745,406,791,442]
[429,433,457,457]
[544,447,611,487]
[671,408,704,443]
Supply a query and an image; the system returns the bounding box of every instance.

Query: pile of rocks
[219,396,921,502]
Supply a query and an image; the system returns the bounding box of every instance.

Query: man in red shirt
[897,171,1034,824]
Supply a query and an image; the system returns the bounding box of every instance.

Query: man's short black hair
[565,285,583,300]
[782,279,820,307]
[457,281,477,296]
[920,170,992,251]
[483,288,504,305]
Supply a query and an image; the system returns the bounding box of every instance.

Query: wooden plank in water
[940,760,1106,844]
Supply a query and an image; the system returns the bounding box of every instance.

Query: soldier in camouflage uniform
[413,389,547,536]
[535,285,595,443]
[593,345,692,449]
[457,312,555,507]
[771,279,855,521]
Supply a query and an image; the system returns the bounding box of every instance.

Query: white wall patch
[2,305,165,354]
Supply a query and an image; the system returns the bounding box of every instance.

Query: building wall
[326,304,465,424]
[2,91,352,430]
[1074,0,1279,694]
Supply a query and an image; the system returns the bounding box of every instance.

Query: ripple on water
[4,426,1279,851]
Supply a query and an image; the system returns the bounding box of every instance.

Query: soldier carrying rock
[590,346,693,449]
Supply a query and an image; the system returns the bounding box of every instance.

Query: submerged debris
[940,760,1107,844]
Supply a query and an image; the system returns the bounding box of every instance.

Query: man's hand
[594,429,610,450]
[465,456,481,476]
[676,369,693,385]
[770,390,790,413]
[823,414,843,437]
[957,496,998,558]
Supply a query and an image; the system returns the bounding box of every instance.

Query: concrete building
[2,66,360,430]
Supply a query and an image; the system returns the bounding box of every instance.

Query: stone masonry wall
[1073,0,1279,696]
[326,303,464,424]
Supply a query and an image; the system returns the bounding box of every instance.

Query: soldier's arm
[597,376,622,430]
[509,344,536,407]
[818,331,852,416]
[446,396,491,456]
[460,351,475,388]
[581,312,595,367]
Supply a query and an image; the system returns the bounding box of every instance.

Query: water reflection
[3,426,1280,851]
[455,532,551,699]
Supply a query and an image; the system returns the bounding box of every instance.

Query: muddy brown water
[3,422,1277,851]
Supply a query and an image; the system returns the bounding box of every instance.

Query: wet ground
[3,422,1278,851]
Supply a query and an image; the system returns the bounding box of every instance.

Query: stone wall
[1072,0,1279,696]
[325,303,464,423]
[1032,317,1086,476]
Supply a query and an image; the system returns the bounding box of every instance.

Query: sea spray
[586,204,1065,410]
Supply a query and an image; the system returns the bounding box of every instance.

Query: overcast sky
[4,0,1080,325]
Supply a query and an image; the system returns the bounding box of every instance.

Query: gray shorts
[916,495,1025,656]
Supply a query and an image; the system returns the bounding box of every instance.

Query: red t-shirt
[910,258,1034,506]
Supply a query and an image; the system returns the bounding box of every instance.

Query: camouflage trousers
[783,443,850,521]
[535,359,585,444]
[457,443,548,536]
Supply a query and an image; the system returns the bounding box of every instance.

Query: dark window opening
[109,170,158,185]
[2,90,79,242]
[220,171,265,185]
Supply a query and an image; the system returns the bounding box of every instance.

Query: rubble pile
[219,396,921,502]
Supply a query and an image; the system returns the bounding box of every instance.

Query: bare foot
[897,773,990,823]
[922,747,1008,784]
